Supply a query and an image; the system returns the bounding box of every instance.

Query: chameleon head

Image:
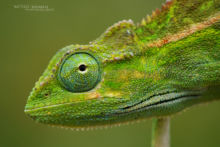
[24,20,149,128]
[24,18,220,128]
[24,44,141,128]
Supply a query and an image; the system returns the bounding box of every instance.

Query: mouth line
[122,91,178,110]
[24,102,75,113]
[24,95,125,113]
[115,91,202,115]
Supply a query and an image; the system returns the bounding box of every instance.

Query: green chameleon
[25,0,220,146]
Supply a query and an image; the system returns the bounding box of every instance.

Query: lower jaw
[50,96,202,127]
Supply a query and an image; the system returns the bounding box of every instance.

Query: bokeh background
[1,0,220,147]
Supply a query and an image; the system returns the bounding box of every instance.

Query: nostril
[79,64,86,71]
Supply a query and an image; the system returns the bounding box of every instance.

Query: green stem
[151,117,170,147]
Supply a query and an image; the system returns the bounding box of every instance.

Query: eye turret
[58,52,101,92]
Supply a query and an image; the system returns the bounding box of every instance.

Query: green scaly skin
[25,0,220,129]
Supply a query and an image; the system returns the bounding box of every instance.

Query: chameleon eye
[58,52,101,92]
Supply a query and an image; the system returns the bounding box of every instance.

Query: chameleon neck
[139,20,220,92]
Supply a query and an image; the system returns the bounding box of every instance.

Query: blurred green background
[1,0,220,146]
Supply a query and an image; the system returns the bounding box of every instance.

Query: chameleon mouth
[115,91,202,116]
[24,90,204,128]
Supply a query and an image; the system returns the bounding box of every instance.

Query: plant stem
[151,117,170,147]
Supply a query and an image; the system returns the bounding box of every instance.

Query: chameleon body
[25,0,220,129]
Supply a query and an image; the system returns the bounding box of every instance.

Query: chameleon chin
[25,0,220,146]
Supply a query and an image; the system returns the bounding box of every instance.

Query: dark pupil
[79,64,86,71]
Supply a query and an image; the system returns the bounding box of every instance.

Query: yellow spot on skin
[104,91,121,98]
[133,71,145,78]
[86,92,101,100]
[119,70,145,80]
[140,57,146,65]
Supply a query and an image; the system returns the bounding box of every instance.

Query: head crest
[95,19,138,49]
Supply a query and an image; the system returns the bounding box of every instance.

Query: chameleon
[25,0,220,141]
